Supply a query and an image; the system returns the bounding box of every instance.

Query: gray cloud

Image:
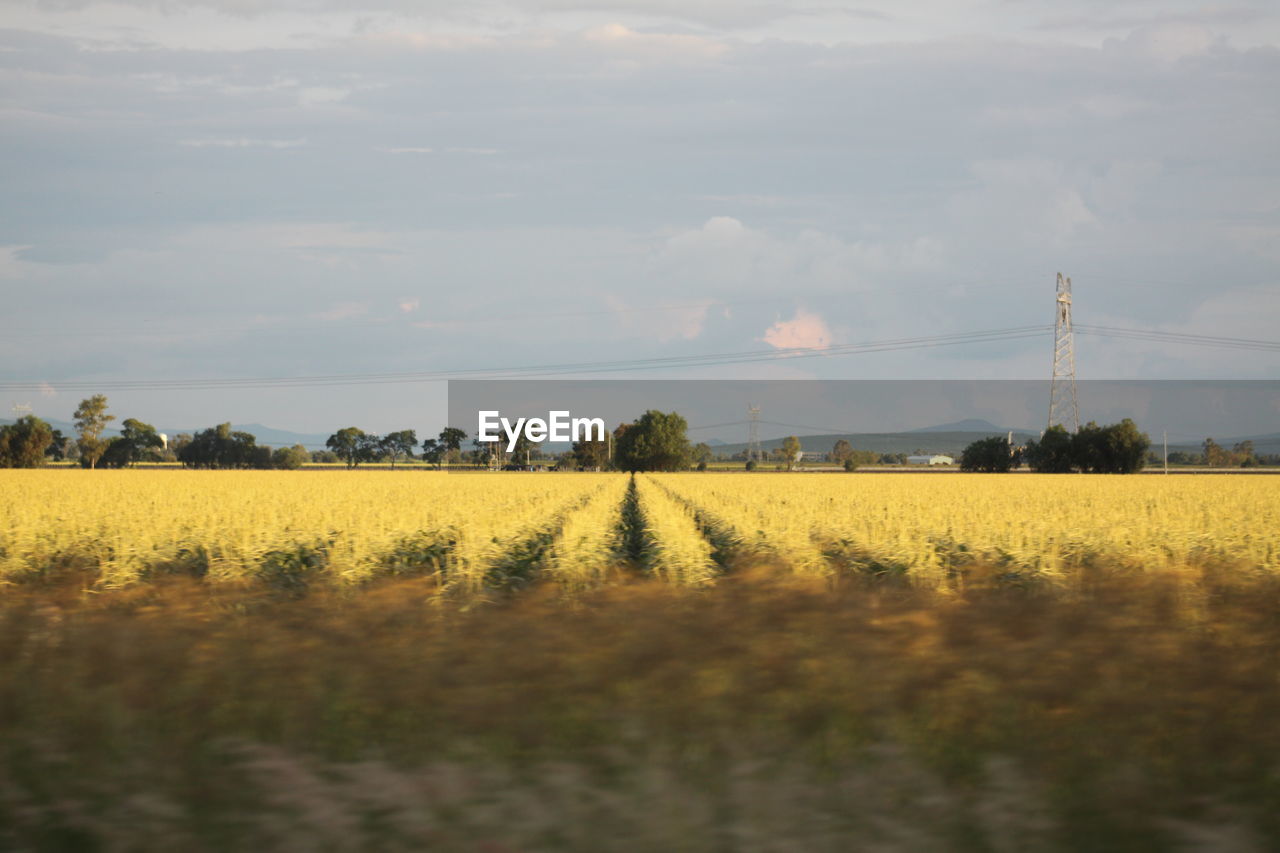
[1,5,1278,432]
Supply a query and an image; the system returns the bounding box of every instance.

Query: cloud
[1106,22,1218,63]
[761,308,832,350]
[1,8,1277,433]
[180,138,307,149]
[314,302,369,322]
[397,298,420,313]
[0,246,34,279]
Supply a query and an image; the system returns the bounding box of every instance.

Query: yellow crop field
[0,470,609,589]
[652,472,1280,582]
[2,469,1277,592]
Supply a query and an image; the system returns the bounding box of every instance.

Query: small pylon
[747,404,761,462]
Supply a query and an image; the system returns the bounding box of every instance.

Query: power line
[5,321,1275,395]
[1075,325,1280,353]
[0,325,1051,393]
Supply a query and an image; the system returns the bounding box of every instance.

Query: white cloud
[0,246,34,279]
[761,308,832,350]
[298,86,350,106]
[314,301,369,322]
[180,137,307,149]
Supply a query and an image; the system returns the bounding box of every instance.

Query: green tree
[1233,440,1257,468]
[1024,425,1075,473]
[356,432,383,465]
[271,444,310,470]
[0,415,54,468]
[380,430,418,468]
[1099,419,1150,474]
[831,439,852,465]
[570,433,610,470]
[178,423,264,469]
[438,427,467,466]
[421,438,444,468]
[614,410,691,472]
[1073,420,1149,474]
[509,433,540,467]
[114,418,163,466]
[326,427,366,469]
[781,435,802,471]
[960,436,1016,473]
[44,428,68,461]
[692,442,713,466]
[73,394,114,469]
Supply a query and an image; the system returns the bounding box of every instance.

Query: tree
[0,415,54,468]
[171,433,192,457]
[114,418,163,467]
[613,410,690,472]
[1025,420,1150,474]
[421,438,444,468]
[1233,440,1257,467]
[1024,425,1075,473]
[311,449,340,464]
[178,423,267,469]
[73,394,114,469]
[781,435,802,471]
[843,457,858,472]
[380,430,417,468]
[326,427,366,469]
[1071,419,1149,474]
[438,427,467,466]
[1099,419,1150,474]
[960,436,1016,473]
[692,443,713,466]
[44,428,68,461]
[570,433,610,470]
[832,439,852,465]
[509,433,540,467]
[468,436,497,468]
[357,432,383,465]
[272,444,310,470]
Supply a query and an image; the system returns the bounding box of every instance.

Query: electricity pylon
[1047,272,1080,432]
[747,404,762,462]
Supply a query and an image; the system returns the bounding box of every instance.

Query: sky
[2,0,1278,434]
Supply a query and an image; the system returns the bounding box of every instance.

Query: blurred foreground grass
[2,566,1279,851]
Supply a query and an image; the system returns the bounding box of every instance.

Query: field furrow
[541,474,631,591]
[634,475,718,586]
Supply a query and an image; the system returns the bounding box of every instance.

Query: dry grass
[2,566,1279,850]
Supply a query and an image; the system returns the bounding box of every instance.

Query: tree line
[3,396,1273,472]
[960,420,1151,473]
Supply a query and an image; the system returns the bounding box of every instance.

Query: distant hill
[222,424,333,450]
[911,418,1016,433]
[713,429,1041,458]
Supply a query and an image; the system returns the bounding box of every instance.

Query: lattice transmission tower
[1047,272,1080,432]
[747,404,762,462]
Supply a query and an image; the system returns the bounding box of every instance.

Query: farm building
[906,454,954,466]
